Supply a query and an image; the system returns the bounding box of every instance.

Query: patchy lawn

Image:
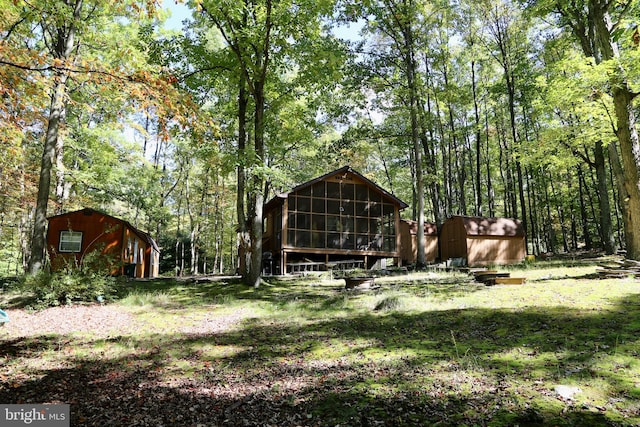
[1,259,640,426]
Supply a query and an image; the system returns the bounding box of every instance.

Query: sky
[161,0,363,41]
[163,0,191,31]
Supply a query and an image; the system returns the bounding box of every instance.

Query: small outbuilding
[399,219,439,265]
[46,208,160,278]
[439,215,525,266]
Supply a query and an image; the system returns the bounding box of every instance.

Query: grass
[1,258,640,426]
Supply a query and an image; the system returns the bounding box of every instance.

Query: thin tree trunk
[472,59,482,216]
[577,166,592,250]
[595,140,615,253]
[541,168,556,253]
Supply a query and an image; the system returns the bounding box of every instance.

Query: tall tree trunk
[420,57,443,225]
[28,75,68,274]
[611,87,640,258]
[402,10,425,268]
[245,83,266,287]
[236,80,250,278]
[557,1,640,258]
[27,0,81,275]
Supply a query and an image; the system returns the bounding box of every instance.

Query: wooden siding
[439,215,525,266]
[466,236,526,266]
[47,208,159,278]
[399,219,439,264]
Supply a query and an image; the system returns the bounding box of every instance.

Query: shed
[46,208,160,278]
[439,215,525,266]
[263,166,408,274]
[399,219,439,264]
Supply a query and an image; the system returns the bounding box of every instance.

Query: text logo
[0,405,69,427]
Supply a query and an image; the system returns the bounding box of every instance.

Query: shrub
[19,253,121,308]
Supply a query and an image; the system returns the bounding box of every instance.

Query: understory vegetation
[1,258,639,426]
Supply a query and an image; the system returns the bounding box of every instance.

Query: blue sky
[163,0,191,31]
[162,0,362,41]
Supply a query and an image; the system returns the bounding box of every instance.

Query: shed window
[59,231,83,253]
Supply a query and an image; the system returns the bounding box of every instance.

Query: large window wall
[286,180,396,252]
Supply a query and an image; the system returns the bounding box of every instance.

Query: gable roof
[48,208,159,251]
[454,215,525,237]
[266,166,408,209]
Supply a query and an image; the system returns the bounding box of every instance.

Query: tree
[531,0,640,258]
[0,0,190,274]
[350,0,429,267]
[197,0,337,286]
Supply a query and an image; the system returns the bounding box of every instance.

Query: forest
[2,0,640,285]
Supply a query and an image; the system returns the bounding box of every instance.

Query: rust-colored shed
[399,219,439,264]
[262,166,408,274]
[46,208,160,278]
[439,215,525,267]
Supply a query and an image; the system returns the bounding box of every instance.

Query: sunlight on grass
[3,259,640,426]
[120,290,174,308]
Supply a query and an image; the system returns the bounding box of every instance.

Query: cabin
[46,208,160,278]
[439,215,525,267]
[399,219,439,265]
[262,166,409,274]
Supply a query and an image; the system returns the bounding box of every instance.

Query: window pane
[341,183,354,200]
[341,233,354,249]
[297,230,311,247]
[312,182,325,197]
[312,197,325,213]
[327,215,340,232]
[311,231,325,248]
[341,216,354,233]
[356,202,369,216]
[298,186,311,196]
[327,182,340,198]
[327,200,340,215]
[355,184,368,201]
[297,197,311,212]
[384,236,395,252]
[356,217,369,234]
[59,231,82,253]
[370,234,383,251]
[296,213,310,230]
[312,215,325,231]
[369,202,382,217]
[356,234,369,250]
[341,201,354,216]
[327,232,342,249]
